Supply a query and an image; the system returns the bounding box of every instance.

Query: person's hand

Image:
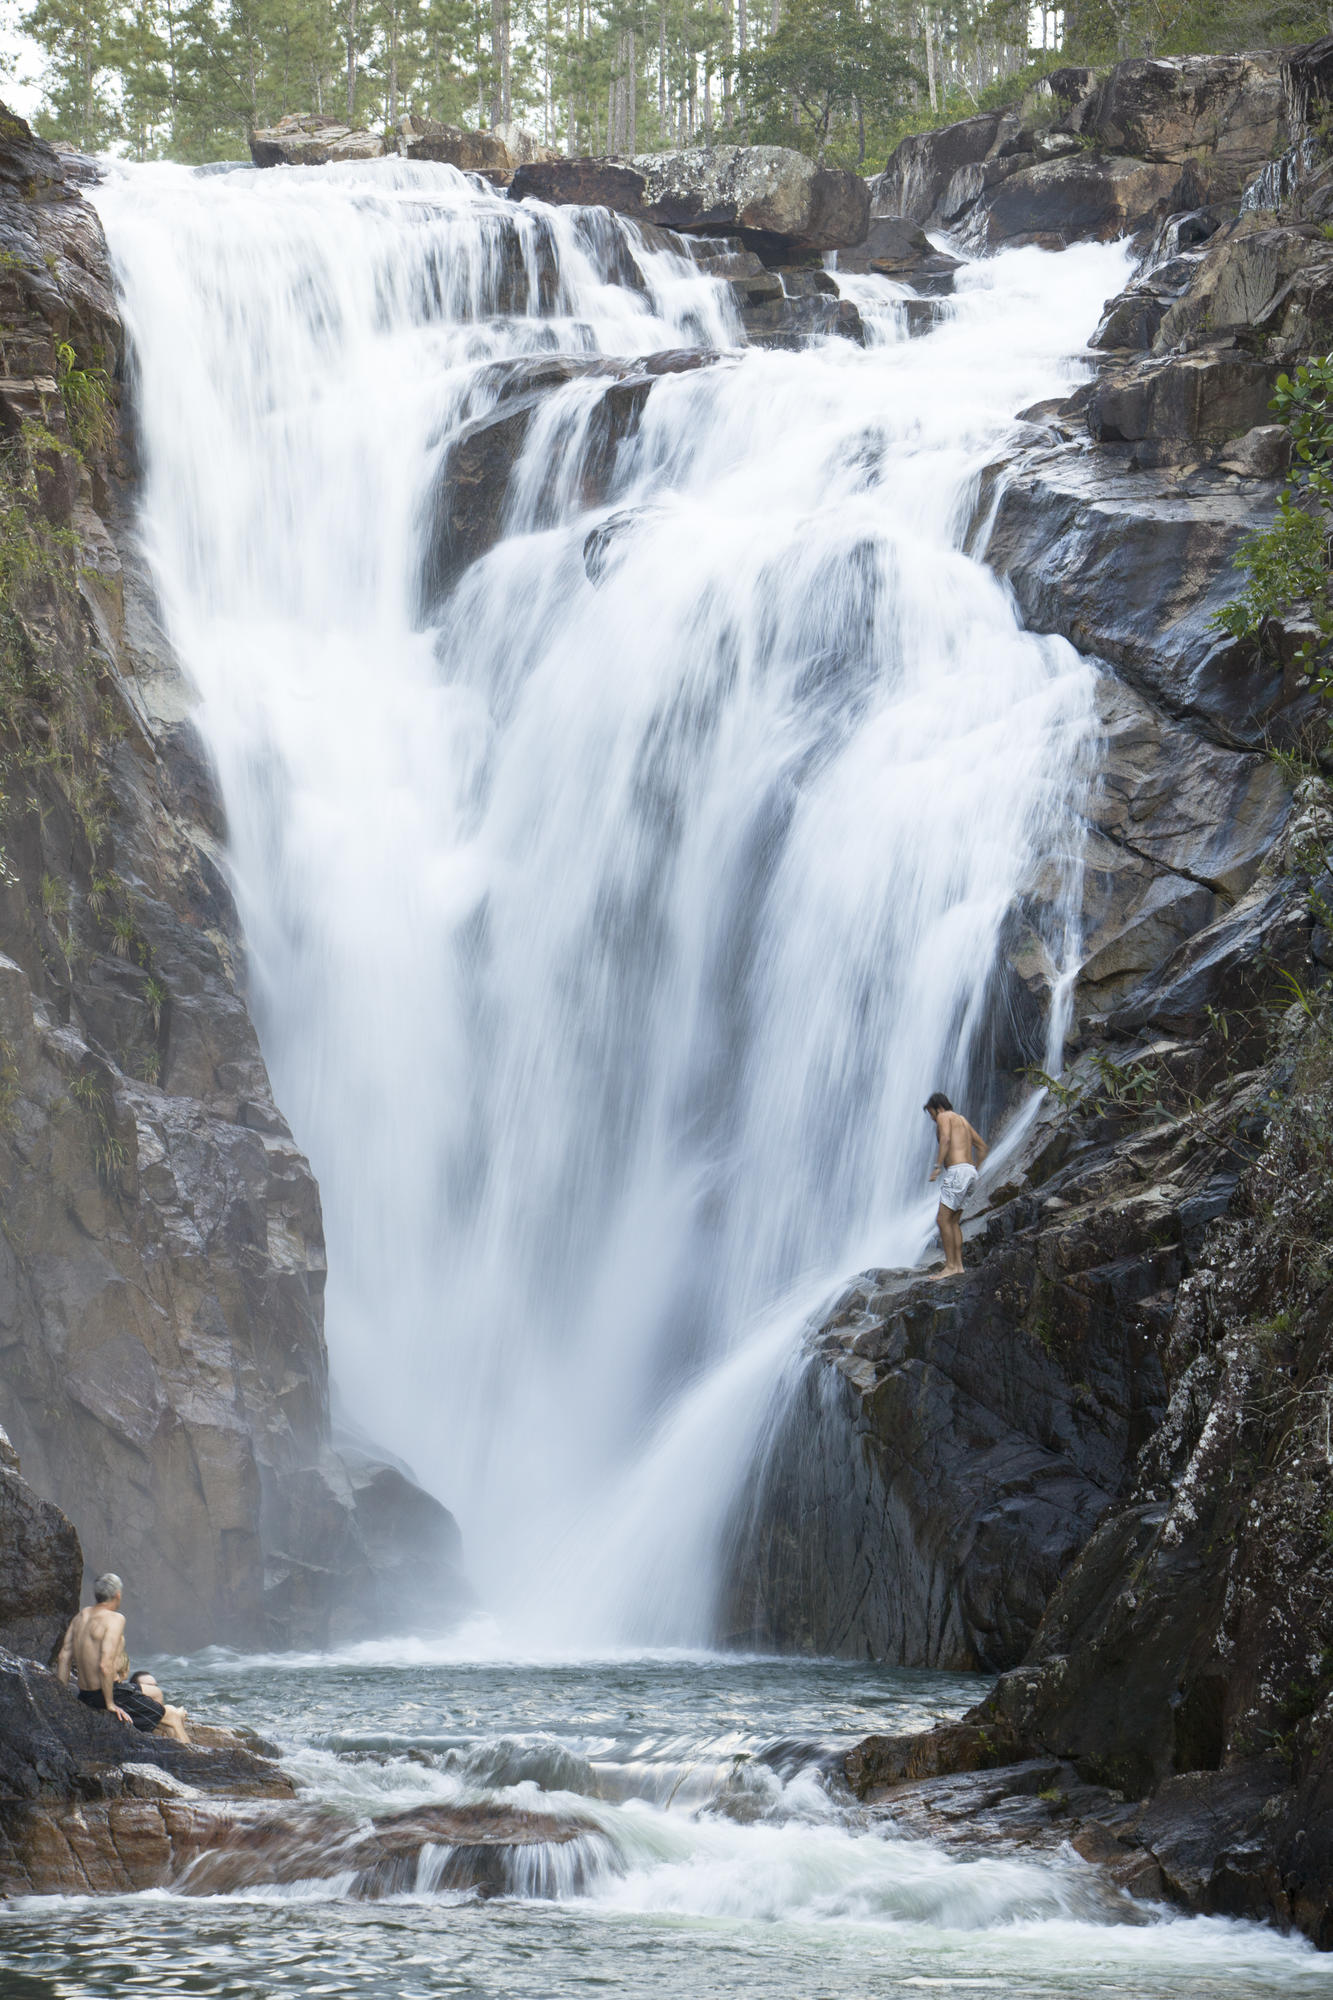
[928,1169,939,1182]
[112,1704,133,1725]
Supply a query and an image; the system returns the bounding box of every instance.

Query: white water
[94,159,1127,1643]
[3,1651,1328,1997]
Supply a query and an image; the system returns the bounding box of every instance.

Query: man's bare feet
[928,1265,964,1281]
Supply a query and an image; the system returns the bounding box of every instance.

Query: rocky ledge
[0,1645,593,1898]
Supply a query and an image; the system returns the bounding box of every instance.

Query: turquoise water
[1,1645,1330,1998]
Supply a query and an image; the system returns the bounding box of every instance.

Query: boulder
[511,144,870,257]
[249,114,385,168]
[834,214,961,294]
[871,110,1007,226]
[1070,54,1286,197]
[1087,349,1280,446]
[0,1647,290,1803]
[396,117,558,180]
[874,50,1289,246]
[0,1430,81,1665]
[971,152,1201,249]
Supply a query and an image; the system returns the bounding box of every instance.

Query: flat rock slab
[0,1796,601,1898]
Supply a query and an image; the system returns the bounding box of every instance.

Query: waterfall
[95,158,1127,1647]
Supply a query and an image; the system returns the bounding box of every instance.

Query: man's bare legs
[931,1203,965,1279]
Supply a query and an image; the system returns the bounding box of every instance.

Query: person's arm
[54,1622,74,1687]
[970,1122,989,1165]
[928,1121,948,1182]
[99,1618,131,1724]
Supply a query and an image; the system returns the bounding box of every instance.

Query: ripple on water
[0,1655,1330,1999]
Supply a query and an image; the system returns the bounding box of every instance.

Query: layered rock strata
[0,105,466,1650]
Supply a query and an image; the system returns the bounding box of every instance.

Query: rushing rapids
[2,1645,1330,1996]
[96,158,1123,1645]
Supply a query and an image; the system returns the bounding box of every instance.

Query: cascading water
[95,159,1127,1644]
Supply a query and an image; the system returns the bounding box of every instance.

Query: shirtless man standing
[924,1092,988,1279]
[55,1573,169,1734]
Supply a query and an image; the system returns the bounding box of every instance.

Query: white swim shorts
[937,1162,978,1213]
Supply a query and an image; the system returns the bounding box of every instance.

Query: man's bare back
[934,1110,984,1167]
[56,1600,131,1723]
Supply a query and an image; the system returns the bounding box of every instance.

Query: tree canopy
[10,0,1333,170]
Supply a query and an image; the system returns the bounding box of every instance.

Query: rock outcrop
[249,113,386,167]
[800,38,1333,1945]
[511,144,870,257]
[0,1429,80,1664]
[872,51,1289,249]
[396,115,558,181]
[0,104,466,1651]
[0,1645,591,1898]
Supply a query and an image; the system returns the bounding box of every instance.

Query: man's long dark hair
[924,1093,953,1114]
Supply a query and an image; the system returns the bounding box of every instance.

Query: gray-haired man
[55,1574,165,1733]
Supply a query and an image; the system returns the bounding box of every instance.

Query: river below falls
[2,1647,1331,1997]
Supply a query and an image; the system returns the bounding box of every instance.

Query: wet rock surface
[0,1433,81,1666]
[0,105,465,1651]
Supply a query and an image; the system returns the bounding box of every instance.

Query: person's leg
[931,1203,952,1278]
[158,1704,190,1745]
[945,1208,964,1273]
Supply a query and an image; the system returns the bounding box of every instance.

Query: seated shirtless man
[924,1092,988,1279]
[54,1573,169,1735]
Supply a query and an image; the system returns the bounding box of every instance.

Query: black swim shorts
[78,1683,167,1733]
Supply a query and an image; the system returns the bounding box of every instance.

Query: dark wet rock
[729,265,864,348]
[249,113,385,168]
[835,215,960,295]
[0,1647,291,1805]
[511,144,870,256]
[0,1431,81,1665]
[975,447,1316,752]
[419,350,721,607]
[873,50,1287,248]
[1087,350,1279,447]
[1071,54,1286,197]
[975,153,1202,250]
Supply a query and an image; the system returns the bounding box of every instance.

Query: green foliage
[55,340,114,460]
[67,1065,130,1184]
[1217,355,1333,772]
[738,0,917,164]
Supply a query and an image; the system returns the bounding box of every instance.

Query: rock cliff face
[729,35,1333,1680]
[0,107,466,1651]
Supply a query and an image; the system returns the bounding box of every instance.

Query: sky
[0,1,43,119]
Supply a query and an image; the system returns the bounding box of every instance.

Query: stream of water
[94,160,1123,1642]
[2,1648,1331,1998]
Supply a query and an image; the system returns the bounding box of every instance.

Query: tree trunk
[924,10,937,113]
[490,0,511,125]
[345,0,358,121]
